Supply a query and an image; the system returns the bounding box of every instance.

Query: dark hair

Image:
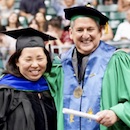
[3,47,52,77]
[0,25,6,31]
[48,16,63,29]
[6,12,21,27]
[28,18,40,28]
[35,12,48,32]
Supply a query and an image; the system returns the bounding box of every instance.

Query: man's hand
[96,110,119,127]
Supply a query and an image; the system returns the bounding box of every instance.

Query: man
[113,8,130,41]
[19,0,46,22]
[61,5,130,130]
[51,0,78,27]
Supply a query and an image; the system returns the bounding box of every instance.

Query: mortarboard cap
[64,5,109,25]
[0,27,56,50]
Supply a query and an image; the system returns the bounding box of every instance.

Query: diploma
[63,108,99,120]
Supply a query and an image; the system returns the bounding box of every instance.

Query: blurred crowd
[0,0,130,72]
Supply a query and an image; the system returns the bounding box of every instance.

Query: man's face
[64,0,75,7]
[69,17,102,55]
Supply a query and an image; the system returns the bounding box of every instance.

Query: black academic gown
[0,86,57,130]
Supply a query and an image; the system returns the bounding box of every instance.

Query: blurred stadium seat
[109,12,126,35]
[45,0,57,20]
[97,4,118,17]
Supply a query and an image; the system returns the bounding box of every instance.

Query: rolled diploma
[63,108,99,120]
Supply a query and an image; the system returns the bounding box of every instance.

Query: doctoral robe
[101,50,130,130]
[60,41,116,130]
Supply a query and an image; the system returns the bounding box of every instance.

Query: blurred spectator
[19,0,46,23]
[117,0,130,12]
[100,24,114,41]
[76,0,98,6]
[0,25,6,71]
[4,12,22,67]
[51,0,77,17]
[35,12,48,32]
[0,0,15,25]
[28,18,40,30]
[0,24,5,32]
[51,0,78,27]
[113,9,130,41]
[46,16,73,54]
[103,0,118,5]
[0,23,16,69]
[6,12,23,31]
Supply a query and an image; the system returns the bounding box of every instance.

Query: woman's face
[9,13,18,24]
[35,12,45,23]
[29,19,39,30]
[16,47,47,81]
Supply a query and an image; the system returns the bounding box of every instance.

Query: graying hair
[70,18,102,30]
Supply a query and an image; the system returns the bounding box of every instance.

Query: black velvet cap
[0,27,56,50]
[64,5,109,25]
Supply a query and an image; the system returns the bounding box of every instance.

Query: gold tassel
[105,22,108,34]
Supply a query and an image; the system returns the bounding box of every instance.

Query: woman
[0,27,58,130]
[28,18,40,30]
[6,12,22,31]
[4,11,23,59]
[0,0,14,26]
[35,12,47,32]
